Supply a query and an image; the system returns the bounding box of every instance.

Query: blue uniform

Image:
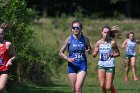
[126,39,136,59]
[68,35,87,73]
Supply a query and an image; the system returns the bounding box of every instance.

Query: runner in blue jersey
[121,32,140,81]
[93,26,120,93]
[59,20,92,93]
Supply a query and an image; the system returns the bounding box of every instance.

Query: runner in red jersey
[0,22,16,93]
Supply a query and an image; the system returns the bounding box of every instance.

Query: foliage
[0,0,34,58]
[0,0,35,82]
[27,0,140,18]
[0,0,64,85]
[110,0,123,4]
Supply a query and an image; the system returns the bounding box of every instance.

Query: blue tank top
[98,40,115,67]
[126,39,136,56]
[68,35,87,65]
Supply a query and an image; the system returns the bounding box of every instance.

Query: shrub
[0,0,34,83]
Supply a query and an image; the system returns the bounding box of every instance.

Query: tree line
[27,0,140,18]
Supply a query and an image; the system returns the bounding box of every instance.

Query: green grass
[8,81,140,93]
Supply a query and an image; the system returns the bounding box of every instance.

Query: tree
[0,0,64,85]
[0,0,34,82]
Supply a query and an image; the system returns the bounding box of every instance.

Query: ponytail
[110,25,121,39]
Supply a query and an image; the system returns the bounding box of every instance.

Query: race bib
[100,53,109,61]
[73,53,84,60]
[0,58,4,66]
[128,46,135,53]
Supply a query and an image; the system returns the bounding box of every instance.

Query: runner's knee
[106,84,112,91]
[75,86,81,93]
[106,86,111,91]
[131,64,136,68]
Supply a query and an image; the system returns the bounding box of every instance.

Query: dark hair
[71,20,82,29]
[126,32,134,38]
[0,22,11,32]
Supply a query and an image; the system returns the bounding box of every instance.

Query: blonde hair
[102,25,121,39]
[111,25,121,39]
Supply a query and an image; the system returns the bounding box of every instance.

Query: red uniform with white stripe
[0,42,9,71]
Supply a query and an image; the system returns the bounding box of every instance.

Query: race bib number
[0,58,3,66]
[73,53,83,60]
[128,46,135,53]
[101,53,109,61]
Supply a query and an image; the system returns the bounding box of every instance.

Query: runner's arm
[85,37,92,54]
[121,39,128,48]
[93,41,99,57]
[59,37,70,60]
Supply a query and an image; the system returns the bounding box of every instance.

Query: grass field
[8,18,140,93]
[8,81,140,93]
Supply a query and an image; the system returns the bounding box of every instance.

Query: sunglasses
[72,26,81,30]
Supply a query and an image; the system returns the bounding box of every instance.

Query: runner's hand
[67,58,75,62]
[86,48,92,54]
[6,59,12,67]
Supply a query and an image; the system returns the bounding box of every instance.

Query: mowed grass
[8,81,140,93]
